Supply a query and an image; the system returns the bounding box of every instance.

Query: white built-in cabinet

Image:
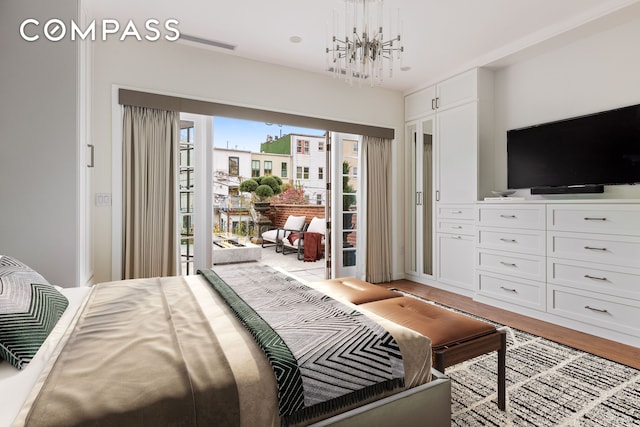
[475,200,640,348]
[405,68,494,295]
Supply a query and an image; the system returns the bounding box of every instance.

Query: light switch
[95,193,112,207]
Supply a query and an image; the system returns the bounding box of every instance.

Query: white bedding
[0,287,91,427]
[1,272,432,427]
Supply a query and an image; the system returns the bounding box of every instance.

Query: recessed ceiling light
[289,36,302,43]
[400,66,411,72]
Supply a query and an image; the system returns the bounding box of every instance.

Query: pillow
[0,255,51,286]
[307,217,326,234]
[282,215,306,231]
[0,256,68,369]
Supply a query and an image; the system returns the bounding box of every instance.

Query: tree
[239,176,283,201]
[342,161,356,210]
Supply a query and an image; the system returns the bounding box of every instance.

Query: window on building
[281,162,287,178]
[318,141,324,152]
[251,160,260,177]
[229,157,239,176]
[353,142,358,153]
[316,194,322,205]
[297,140,310,154]
[303,167,309,179]
[318,167,324,180]
[353,166,358,177]
[264,160,272,175]
[296,166,302,179]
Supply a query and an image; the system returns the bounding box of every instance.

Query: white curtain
[122,106,179,279]
[361,136,392,283]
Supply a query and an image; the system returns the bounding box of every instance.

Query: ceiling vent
[179,34,237,51]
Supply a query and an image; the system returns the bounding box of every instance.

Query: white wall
[91,38,405,282]
[493,14,640,199]
[0,0,81,286]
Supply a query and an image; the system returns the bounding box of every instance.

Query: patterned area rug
[395,291,640,426]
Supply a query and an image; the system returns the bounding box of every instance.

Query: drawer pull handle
[500,238,517,243]
[584,217,607,221]
[585,305,609,314]
[451,210,463,214]
[584,274,608,281]
[500,261,517,267]
[453,236,462,239]
[451,225,462,229]
[500,215,517,219]
[584,246,607,251]
[500,286,517,293]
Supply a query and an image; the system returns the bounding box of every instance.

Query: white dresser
[475,204,547,311]
[475,200,640,348]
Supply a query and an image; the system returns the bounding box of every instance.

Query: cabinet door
[436,102,478,203]
[437,233,474,291]
[405,85,436,121]
[406,118,435,279]
[436,70,477,110]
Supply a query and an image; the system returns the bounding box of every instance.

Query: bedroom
[2,0,640,425]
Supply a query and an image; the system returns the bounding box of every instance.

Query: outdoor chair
[261,214,306,252]
[282,216,326,261]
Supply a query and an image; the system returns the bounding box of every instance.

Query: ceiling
[85,0,640,93]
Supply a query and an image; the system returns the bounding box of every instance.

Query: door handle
[87,144,95,168]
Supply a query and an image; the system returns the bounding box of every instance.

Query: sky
[213,117,324,152]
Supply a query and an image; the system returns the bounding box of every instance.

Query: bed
[0,257,450,427]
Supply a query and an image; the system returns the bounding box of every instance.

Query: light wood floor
[385,279,640,370]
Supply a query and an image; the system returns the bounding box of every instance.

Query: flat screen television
[507,103,640,194]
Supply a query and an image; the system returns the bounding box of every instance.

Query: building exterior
[251,152,291,183]
[261,133,327,205]
[212,147,252,207]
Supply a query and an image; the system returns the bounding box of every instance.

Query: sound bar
[531,185,604,195]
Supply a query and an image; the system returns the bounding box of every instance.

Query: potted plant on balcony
[239,176,283,243]
[239,175,283,216]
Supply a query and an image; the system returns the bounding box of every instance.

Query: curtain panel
[123,106,179,279]
[362,136,392,283]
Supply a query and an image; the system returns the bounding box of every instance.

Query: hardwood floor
[385,279,640,370]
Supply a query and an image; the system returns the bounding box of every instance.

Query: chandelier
[327,0,404,86]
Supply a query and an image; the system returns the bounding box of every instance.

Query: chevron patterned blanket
[200,265,405,426]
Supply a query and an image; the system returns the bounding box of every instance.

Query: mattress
[3,272,432,426]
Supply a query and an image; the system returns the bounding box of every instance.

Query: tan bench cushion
[312,277,402,305]
[360,297,496,349]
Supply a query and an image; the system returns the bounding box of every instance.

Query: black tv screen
[507,103,640,190]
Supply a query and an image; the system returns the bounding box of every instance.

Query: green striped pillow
[0,256,68,369]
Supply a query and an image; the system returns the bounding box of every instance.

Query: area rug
[394,291,640,426]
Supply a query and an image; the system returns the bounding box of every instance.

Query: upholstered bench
[313,278,506,410]
[360,296,506,410]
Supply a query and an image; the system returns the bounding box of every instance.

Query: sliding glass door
[177,113,213,274]
[330,132,362,278]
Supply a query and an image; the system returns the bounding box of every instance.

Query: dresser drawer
[477,227,545,256]
[438,205,474,220]
[477,204,545,230]
[548,258,640,301]
[547,231,640,269]
[438,220,474,236]
[477,272,545,311]
[476,249,545,281]
[548,204,640,236]
[548,285,640,337]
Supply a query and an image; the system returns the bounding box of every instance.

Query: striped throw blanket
[199,264,405,426]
